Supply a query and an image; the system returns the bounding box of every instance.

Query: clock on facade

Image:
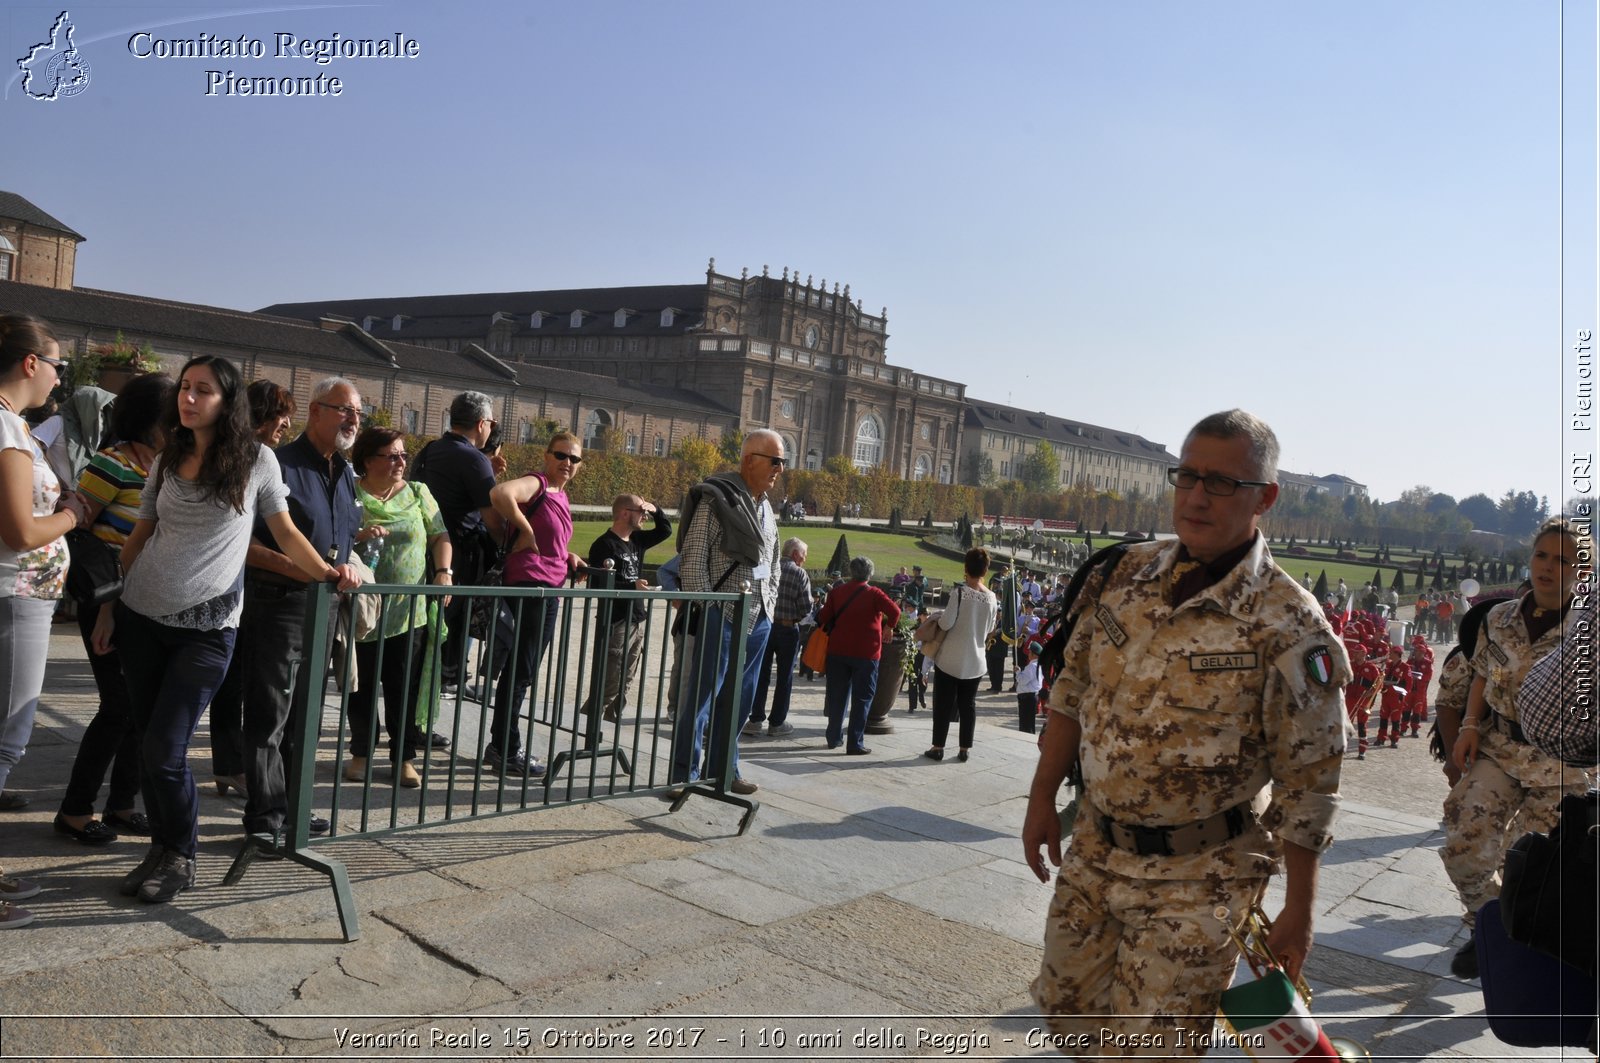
[781,398,795,419]
[804,324,819,349]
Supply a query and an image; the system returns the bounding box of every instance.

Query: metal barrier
[220,577,754,941]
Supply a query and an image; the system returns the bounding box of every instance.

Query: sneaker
[120,843,167,897]
[0,791,29,812]
[0,901,34,929]
[1450,934,1479,979]
[0,872,41,901]
[741,719,765,737]
[138,851,196,904]
[729,778,759,795]
[484,747,546,779]
[767,722,795,737]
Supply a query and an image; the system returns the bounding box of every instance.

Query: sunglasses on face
[549,451,583,465]
[751,452,786,468]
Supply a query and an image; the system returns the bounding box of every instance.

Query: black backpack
[1500,791,1599,977]
[1036,542,1130,684]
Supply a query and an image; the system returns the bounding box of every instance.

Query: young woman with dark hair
[99,355,356,904]
[0,315,89,928]
[54,372,174,847]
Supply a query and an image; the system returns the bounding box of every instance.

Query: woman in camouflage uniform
[1441,516,1591,978]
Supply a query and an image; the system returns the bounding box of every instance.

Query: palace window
[584,409,611,450]
[913,455,931,481]
[0,236,13,281]
[654,435,666,457]
[853,414,884,471]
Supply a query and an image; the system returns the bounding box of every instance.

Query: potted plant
[89,332,162,393]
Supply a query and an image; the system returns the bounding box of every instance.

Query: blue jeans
[670,606,769,784]
[117,605,237,858]
[823,654,877,751]
[750,622,800,727]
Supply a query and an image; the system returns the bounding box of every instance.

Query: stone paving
[0,617,1577,1061]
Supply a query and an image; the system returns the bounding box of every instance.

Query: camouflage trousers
[1031,853,1263,1058]
[1439,728,1588,928]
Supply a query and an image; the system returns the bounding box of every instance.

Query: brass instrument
[1217,902,1371,1063]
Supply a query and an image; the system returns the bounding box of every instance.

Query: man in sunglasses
[1023,409,1348,1056]
[671,431,784,796]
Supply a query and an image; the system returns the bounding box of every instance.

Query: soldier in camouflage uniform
[1440,517,1591,978]
[1023,410,1348,1058]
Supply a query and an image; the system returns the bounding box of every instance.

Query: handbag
[916,588,959,659]
[345,554,381,641]
[803,584,869,673]
[64,527,122,607]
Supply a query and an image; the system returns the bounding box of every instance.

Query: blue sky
[4,0,1594,508]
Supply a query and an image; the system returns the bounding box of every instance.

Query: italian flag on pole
[1218,970,1341,1061]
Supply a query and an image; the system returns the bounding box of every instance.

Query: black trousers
[60,604,141,817]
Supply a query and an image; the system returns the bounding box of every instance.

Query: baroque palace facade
[262,261,969,481]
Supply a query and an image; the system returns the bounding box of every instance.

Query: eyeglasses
[34,353,68,372]
[1167,467,1272,496]
[625,507,649,513]
[752,453,787,468]
[376,452,407,463]
[314,401,362,420]
[549,451,583,464]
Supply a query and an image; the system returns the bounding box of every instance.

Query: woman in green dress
[344,427,452,788]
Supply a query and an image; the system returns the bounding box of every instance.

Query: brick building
[0,191,81,289]
[963,399,1179,499]
[261,260,968,480]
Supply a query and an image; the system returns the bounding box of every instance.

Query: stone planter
[867,633,906,734]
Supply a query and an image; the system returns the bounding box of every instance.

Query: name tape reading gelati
[127,30,422,97]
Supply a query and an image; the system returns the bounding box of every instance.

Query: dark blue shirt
[255,432,360,565]
[415,431,497,543]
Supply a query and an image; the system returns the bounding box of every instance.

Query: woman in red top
[817,556,900,755]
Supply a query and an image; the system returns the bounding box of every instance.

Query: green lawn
[568,521,970,586]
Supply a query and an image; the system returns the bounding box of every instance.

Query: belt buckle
[1130,824,1174,857]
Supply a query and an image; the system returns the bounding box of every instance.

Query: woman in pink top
[481,431,585,778]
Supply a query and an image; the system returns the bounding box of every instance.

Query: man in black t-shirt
[413,391,503,693]
[581,494,671,722]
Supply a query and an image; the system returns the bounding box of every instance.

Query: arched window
[853,414,883,471]
[806,449,821,471]
[780,433,797,462]
[751,387,765,422]
[584,409,611,450]
[913,455,931,481]
[654,435,666,457]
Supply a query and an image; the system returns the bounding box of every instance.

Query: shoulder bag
[916,587,959,659]
[800,583,869,674]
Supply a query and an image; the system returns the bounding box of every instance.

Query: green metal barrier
[221,577,754,941]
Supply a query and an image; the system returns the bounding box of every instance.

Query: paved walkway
[0,622,1566,1060]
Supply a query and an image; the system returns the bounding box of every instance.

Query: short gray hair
[742,429,783,459]
[310,376,358,404]
[782,536,807,560]
[848,556,874,581]
[1184,408,1280,483]
[449,390,493,428]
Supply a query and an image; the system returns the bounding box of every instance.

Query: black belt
[1099,803,1253,857]
[1491,713,1528,744]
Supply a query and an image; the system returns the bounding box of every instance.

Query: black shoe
[120,843,166,897]
[138,851,195,904]
[102,810,151,835]
[0,791,29,812]
[923,748,944,761]
[484,747,545,779]
[54,813,117,847]
[308,816,330,836]
[846,746,872,756]
[956,749,969,762]
[1450,934,1479,979]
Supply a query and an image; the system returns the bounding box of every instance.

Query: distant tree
[1018,442,1059,495]
[672,436,722,482]
[1426,492,1458,515]
[1497,490,1543,538]
[1312,571,1329,601]
[1391,569,1406,593]
[717,429,746,465]
[1458,493,1500,532]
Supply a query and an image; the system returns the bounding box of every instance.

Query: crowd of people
[0,337,1591,1055]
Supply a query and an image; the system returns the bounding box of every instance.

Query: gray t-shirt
[120,443,290,629]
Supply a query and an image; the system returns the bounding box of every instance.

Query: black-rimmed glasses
[752,453,787,468]
[314,401,363,419]
[1167,467,1271,496]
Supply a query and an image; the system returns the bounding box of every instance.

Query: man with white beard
[239,376,364,841]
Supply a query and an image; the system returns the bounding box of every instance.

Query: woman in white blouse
[926,547,999,763]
